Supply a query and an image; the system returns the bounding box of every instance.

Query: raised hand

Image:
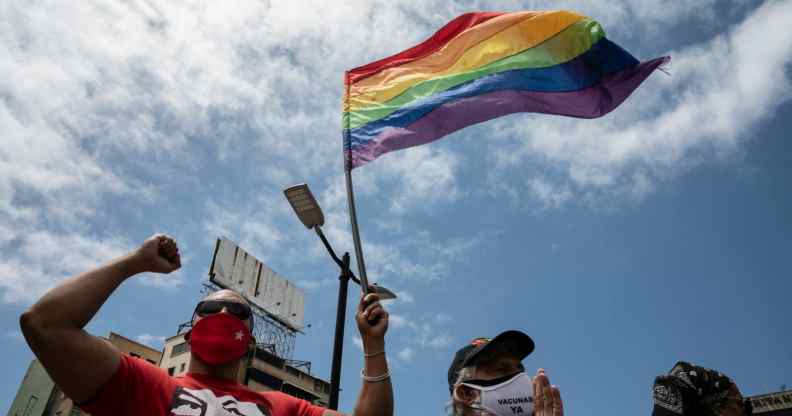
[133,234,181,274]
[534,368,563,416]
[356,293,389,340]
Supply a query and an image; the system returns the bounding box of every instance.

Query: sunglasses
[194,300,252,321]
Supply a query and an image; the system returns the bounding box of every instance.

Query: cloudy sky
[2,0,791,414]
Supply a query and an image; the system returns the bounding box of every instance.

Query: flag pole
[344,71,370,295]
[345,169,369,295]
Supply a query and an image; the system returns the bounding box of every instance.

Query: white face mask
[458,372,534,416]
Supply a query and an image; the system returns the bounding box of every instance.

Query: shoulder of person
[77,354,177,416]
[259,391,326,415]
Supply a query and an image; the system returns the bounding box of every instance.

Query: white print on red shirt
[169,387,270,416]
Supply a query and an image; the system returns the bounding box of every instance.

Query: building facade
[749,389,792,416]
[7,332,162,416]
[7,360,56,416]
[159,332,330,407]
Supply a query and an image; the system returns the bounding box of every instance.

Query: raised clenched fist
[133,234,181,274]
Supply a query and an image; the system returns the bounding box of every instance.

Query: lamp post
[284,183,395,410]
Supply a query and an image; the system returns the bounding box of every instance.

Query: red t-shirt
[79,354,327,416]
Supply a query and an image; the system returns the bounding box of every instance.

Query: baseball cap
[447,330,535,393]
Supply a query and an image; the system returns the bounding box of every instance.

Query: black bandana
[652,361,750,416]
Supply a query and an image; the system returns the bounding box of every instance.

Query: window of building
[246,368,283,390]
[22,395,38,416]
[180,362,186,373]
[255,349,284,368]
[282,383,318,403]
[286,366,301,377]
[168,367,175,376]
[171,342,189,357]
[129,352,140,358]
[312,379,329,394]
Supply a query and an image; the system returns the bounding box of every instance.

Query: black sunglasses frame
[194,300,253,323]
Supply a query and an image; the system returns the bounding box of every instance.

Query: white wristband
[361,369,390,383]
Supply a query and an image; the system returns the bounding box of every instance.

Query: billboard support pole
[329,252,351,410]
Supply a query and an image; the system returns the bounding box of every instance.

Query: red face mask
[187,313,252,365]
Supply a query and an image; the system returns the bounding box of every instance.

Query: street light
[283,184,396,299]
[284,183,396,410]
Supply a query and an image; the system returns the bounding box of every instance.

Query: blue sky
[1,1,790,415]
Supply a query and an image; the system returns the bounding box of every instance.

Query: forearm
[353,337,393,416]
[21,251,142,333]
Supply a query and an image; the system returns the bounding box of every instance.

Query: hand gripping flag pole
[344,70,370,295]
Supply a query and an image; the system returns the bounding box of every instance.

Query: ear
[453,384,479,406]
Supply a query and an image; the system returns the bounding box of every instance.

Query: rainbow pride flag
[343,10,669,169]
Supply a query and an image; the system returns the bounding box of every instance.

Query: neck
[188,354,245,383]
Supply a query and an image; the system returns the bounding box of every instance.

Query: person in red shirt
[20,234,393,416]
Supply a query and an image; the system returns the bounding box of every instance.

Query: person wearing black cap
[447,330,563,416]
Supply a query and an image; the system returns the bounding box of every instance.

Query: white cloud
[422,333,454,349]
[136,334,166,348]
[296,278,336,291]
[397,347,415,362]
[366,147,461,214]
[0,231,184,304]
[309,176,482,287]
[0,232,132,304]
[394,291,415,304]
[1,0,457,307]
[138,271,185,289]
[386,311,454,353]
[389,314,409,329]
[203,200,289,260]
[527,178,573,209]
[352,336,363,351]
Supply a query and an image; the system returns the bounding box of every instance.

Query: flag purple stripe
[349,57,668,168]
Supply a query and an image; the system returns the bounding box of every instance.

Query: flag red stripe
[346,12,504,85]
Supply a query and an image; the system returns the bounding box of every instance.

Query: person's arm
[322,293,393,416]
[19,234,180,403]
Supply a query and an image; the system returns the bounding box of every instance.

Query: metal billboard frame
[208,237,305,333]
